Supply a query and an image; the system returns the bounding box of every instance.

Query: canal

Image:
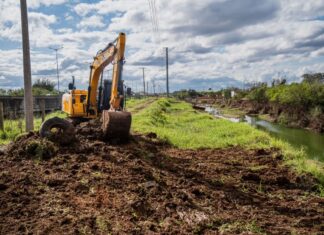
[205,106,324,162]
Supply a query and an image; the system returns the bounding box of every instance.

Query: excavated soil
[0,122,323,234]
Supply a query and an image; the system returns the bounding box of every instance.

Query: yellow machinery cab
[62,90,94,118]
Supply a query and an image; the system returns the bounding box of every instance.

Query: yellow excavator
[40,33,131,144]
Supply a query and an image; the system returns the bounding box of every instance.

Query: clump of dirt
[0,121,323,234]
[7,132,57,160]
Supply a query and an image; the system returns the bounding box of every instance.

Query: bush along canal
[205,106,324,162]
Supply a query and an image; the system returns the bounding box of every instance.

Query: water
[205,106,324,162]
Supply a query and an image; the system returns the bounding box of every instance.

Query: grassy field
[0,111,66,145]
[131,98,324,187]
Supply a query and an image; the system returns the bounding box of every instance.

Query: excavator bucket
[102,110,132,141]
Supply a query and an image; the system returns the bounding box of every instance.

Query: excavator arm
[86,35,120,116]
[110,33,126,111]
[87,43,116,114]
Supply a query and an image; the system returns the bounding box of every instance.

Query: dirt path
[0,123,323,234]
[127,98,157,114]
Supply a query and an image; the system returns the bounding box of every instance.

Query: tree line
[0,79,58,96]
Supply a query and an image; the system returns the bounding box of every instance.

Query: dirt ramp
[0,131,323,234]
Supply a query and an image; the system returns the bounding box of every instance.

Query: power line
[152,0,160,41]
[148,0,160,43]
[148,0,157,35]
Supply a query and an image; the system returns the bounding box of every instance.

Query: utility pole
[146,81,149,95]
[142,68,146,95]
[20,0,34,131]
[49,46,63,92]
[152,79,156,95]
[165,47,169,97]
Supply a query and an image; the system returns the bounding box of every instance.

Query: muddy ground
[0,122,323,234]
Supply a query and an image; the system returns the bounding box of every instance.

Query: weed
[79,178,89,185]
[317,185,324,197]
[257,181,264,194]
[92,172,103,179]
[25,140,57,160]
[241,183,249,193]
[219,221,265,234]
[96,216,110,233]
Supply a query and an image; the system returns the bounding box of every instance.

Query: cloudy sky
[0,0,324,92]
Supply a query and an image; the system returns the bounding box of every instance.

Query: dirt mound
[0,122,323,234]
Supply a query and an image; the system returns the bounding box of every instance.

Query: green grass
[213,104,247,118]
[133,98,271,149]
[126,97,157,113]
[0,111,66,145]
[131,98,324,186]
[125,98,149,110]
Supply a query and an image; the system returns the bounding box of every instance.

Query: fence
[0,96,61,119]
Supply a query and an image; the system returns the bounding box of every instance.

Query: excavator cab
[101,79,125,111]
[40,33,131,143]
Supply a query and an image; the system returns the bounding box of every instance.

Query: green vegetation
[0,111,66,145]
[25,139,57,160]
[247,82,324,110]
[133,98,271,149]
[126,97,154,110]
[0,78,59,96]
[126,97,157,114]
[219,221,265,234]
[131,98,324,186]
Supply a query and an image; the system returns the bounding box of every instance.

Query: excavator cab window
[80,95,87,103]
[68,83,74,90]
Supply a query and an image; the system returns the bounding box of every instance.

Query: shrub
[247,85,268,102]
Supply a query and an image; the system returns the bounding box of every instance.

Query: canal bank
[204,106,324,162]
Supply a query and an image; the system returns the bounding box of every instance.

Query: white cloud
[28,0,68,9]
[0,0,324,91]
[77,15,105,29]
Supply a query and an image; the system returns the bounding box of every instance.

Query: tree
[302,73,324,83]
[33,78,56,91]
[247,85,268,102]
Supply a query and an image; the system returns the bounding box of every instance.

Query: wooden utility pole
[146,81,149,95]
[0,102,4,131]
[142,68,146,95]
[20,0,34,131]
[152,80,156,95]
[166,47,169,97]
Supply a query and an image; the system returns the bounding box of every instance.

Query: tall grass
[0,111,66,145]
[132,98,271,149]
[132,98,324,185]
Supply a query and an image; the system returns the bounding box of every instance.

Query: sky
[0,0,324,92]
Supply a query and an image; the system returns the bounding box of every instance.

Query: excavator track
[102,110,132,141]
